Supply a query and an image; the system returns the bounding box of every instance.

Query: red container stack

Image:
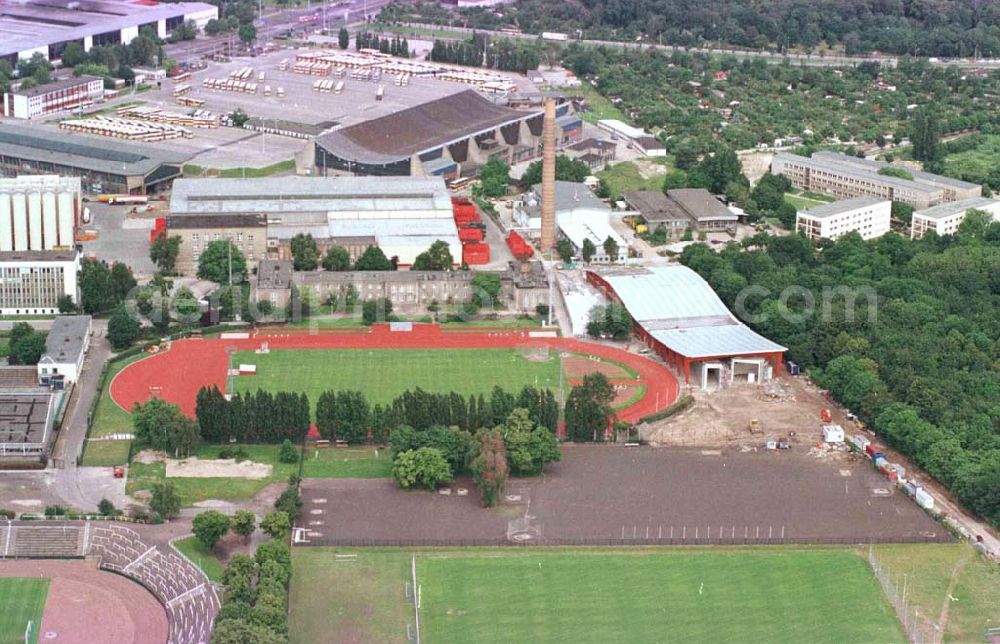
[458,227,484,243]
[462,243,490,265]
[452,197,489,265]
[149,217,167,243]
[506,230,534,260]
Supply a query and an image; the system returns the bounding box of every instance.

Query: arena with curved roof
[587,266,786,389]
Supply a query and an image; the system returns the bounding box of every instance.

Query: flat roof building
[0,0,217,66]
[37,314,91,384]
[796,196,892,241]
[0,123,191,194]
[0,250,78,315]
[3,75,103,120]
[587,265,786,389]
[910,197,1000,239]
[169,176,461,270]
[771,152,980,209]
[314,91,581,178]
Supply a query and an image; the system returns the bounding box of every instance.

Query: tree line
[429,34,540,74]
[196,388,311,444]
[355,31,411,58]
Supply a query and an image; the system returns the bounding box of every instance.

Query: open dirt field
[642,376,858,448]
[0,560,167,644]
[165,458,273,479]
[298,445,946,546]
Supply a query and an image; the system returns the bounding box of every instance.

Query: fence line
[297,534,954,548]
[868,545,930,644]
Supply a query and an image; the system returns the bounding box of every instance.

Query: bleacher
[87,523,220,644]
[0,523,84,558]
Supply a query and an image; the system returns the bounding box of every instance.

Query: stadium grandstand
[313,90,582,178]
[587,266,786,389]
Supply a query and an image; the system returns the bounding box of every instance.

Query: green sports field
[0,578,49,644]
[232,348,565,405]
[289,548,904,644]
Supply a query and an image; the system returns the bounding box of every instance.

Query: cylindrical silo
[0,196,12,252]
[57,192,74,248]
[12,192,28,251]
[42,191,58,250]
[27,191,42,250]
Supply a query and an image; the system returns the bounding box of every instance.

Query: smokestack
[540,98,557,253]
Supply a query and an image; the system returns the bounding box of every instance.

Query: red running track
[110,324,679,424]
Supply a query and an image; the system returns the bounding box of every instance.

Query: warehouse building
[0,175,80,251]
[168,176,461,272]
[313,90,581,178]
[0,250,79,315]
[796,196,892,241]
[514,181,627,262]
[587,266,786,389]
[2,75,103,120]
[771,152,980,209]
[910,197,1000,239]
[0,0,217,66]
[0,123,190,194]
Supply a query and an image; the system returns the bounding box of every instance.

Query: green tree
[338,27,350,50]
[192,510,231,550]
[891,201,914,225]
[361,298,393,325]
[956,208,993,238]
[322,246,352,271]
[150,481,181,519]
[411,240,454,271]
[57,294,77,314]
[470,271,502,308]
[289,233,320,271]
[60,42,86,67]
[231,509,257,542]
[238,23,257,44]
[107,304,140,350]
[500,408,560,476]
[479,158,511,197]
[132,397,199,457]
[353,245,393,271]
[564,373,615,442]
[392,447,452,490]
[581,238,596,263]
[150,233,182,274]
[521,155,591,186]
[230,108,250,128]
[260,510,291,540]
[556,238,574,263]
[173,287,201,324]
[79,258,113,313]
[603,235,620,262]
[211,620,284,644]
[197,240,247,284]
[10,332,45,365]
[662,170,688,191]
[274,481,302,520]
[278,439,299,464]
[911,106,941,162]
[110,263,137,304]
[98,498,116,516]
[471,430,508,507]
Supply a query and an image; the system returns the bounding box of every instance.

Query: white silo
[0,195,12,252]
[12,192,28,251]
[57,191,75,248]
[27,191,42,250]
[42,191,58,249]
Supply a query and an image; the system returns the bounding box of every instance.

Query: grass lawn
[872,544,1000,642]
[940,134,1000,187]
[784,192,831,211]
[173,536,225,583]
[80,439,131,466]
[597,162,666,200]
[231,348,564,406]
[288,547,903,644]
[94,352,150,438]
[126,444,391,505]
[0,578,49,644]
[572,82,629,124]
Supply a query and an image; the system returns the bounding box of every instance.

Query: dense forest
[678,216,1000,527]
[388,0,1000,58]
[561,45,1000,156]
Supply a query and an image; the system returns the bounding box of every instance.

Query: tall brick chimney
[539,98,557,253]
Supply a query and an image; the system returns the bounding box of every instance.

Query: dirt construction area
[298,445,946,546]
[0,559,168,644]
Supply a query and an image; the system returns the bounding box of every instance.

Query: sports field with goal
[232,348,565,404]
[289,547,904,644]
[0,578,49,644]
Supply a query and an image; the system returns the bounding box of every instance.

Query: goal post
[23,620,32,644]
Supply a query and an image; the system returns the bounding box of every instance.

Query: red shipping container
[506,230,534,260]
[462,242,490,265]
[459,227,484,242]
[865,443,884,458]
[451,196,472,206]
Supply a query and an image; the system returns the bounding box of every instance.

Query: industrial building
[771,152,981,209]
[0,123,190,193]
[587,265,786,389]
[910,197,1000,239]
[795,196,892,241]
[0,0,217,66]
[0,250,79,315]
[514,181,626,262]
[0,175,80,251]
[2,75,103,120]
[168,176,461,273]
[313,91,581,178]
[165,214,267,277]
[37,314,91,384]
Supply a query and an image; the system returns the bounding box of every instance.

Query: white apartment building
[910,197,1000,239]
[796,197,892,241]
[2,76,103,120]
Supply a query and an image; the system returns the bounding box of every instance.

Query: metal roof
[913,197,1000,220]
[800,196,888,219]
[170,176,453,215]
[557,211,626,252]
[42,315,90,366]
[595,266,786,358]
[12,75,101,97]
[622,191,689,223]
[665,189,739,223]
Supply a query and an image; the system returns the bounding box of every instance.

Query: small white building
[796,196,891,241]
[910,197,1000,239]
[595,120,665,157]
[2,76,104,120]
[37,315,92,385]
[822,425,845,443]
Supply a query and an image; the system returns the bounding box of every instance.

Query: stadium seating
[0,524,84,558]
[87,523,221,644]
